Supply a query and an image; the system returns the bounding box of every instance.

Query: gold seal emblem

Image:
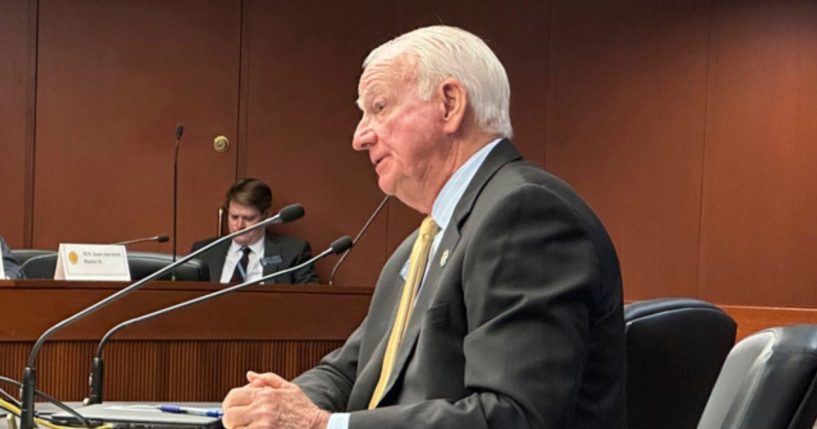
[68,251,79,265]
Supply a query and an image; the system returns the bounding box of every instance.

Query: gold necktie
[368,216,440,409]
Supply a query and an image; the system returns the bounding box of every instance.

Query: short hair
[363,25,513,138]
[225,178,272,213]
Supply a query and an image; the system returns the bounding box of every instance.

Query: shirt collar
[429,138,502,231]
[229,233,266,256]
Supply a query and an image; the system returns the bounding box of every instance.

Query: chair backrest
[10,249,54,265]
[625,298,737,429]
[19,252,58,279]
[20,251,209,281]
[127,251,209,281]
[697,324,817,429]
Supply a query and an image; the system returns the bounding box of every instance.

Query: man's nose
[352,120,376,151]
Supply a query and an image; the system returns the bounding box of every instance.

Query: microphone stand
[18,204,303,429]
[328,195,390,285]
[85,236,353,405]
[172,124,184,280]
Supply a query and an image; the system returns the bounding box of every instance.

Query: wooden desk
[0,280,372,402]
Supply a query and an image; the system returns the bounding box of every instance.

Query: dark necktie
[230,247,251,283]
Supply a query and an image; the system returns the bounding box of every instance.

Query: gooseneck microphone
[328,195,390,285]
[114,234,170,246]
[85,235,353,405]
[172,123,185,276]
[19,203,304,429]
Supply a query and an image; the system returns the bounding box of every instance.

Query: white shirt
[219,236,265,283]
[327,138,501,429]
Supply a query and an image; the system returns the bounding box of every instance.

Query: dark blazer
[1,237,21,279]
[190,233,319,284]
[293,140,626,428]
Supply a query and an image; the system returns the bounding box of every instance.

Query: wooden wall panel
[32,0,241,254]
[700,1,817,307]
[240,0,396,286]
[0,280,370,401]
[1,340,342,401]
[546,0,711,299]
[0,0,34,247]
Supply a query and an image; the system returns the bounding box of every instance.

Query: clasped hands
[222,371,330,429]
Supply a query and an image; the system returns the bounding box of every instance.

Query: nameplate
[54,243,131,281]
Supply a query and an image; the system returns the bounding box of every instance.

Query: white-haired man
[222,26,626,429]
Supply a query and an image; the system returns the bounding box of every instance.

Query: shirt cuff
[326,413,350,429]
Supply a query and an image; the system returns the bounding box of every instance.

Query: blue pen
[158,405,224,418]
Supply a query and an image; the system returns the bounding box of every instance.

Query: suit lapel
[378,139,523,402]
[209,240,231,282]
[262,235,283,281]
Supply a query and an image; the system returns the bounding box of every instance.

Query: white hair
[363,25,513,139]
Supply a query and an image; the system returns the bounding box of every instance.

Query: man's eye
[374,102,385,112]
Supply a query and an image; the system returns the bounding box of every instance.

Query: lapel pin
[440,249,450,267]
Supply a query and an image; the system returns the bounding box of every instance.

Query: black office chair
[697,324,817,429]
[20,251,208,281]
[19,252,58,279]
[10,249,54,265]
[127,251,209,281]
[625,298,737,429]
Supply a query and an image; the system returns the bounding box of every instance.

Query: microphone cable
[0,376,103,429]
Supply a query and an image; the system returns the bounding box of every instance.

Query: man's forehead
[357,58,416,104]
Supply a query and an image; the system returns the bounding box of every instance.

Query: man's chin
[377,177,395,196]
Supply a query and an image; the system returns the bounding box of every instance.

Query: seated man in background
[1,235,22,279]
[191,178,319,285]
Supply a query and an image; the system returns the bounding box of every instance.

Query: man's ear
[439,78,468,134]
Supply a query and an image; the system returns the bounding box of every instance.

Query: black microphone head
[156,234,170,243]
[330,236,354,254]
[278,204,305,223]
[175,123,184,140]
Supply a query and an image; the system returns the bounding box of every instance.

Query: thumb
[246,371,288,388]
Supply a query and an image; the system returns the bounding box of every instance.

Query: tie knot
[240,247,251,256]
[419,217,440,238]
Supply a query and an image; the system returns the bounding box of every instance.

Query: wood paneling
[0,280,371,401]
[721,304,817,342]
[0,281,371,340]
[0,0,34,247]
[547,0,711,300]
[1,340,342,401]
[4,0,817,319]
[240,0,396,286]
[32,0,241,254]
[700,1,817,307]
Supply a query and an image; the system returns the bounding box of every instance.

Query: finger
[246,371,288,388]
[221,403,253,429]
[222,385,259,408]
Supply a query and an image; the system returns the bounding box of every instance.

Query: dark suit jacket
[190,233,319,284]
[293,140,626,428]
[1,237,21,279]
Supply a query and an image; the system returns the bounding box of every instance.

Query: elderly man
[222,26,626,429]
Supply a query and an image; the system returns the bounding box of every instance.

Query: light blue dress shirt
[326,139,501,429]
